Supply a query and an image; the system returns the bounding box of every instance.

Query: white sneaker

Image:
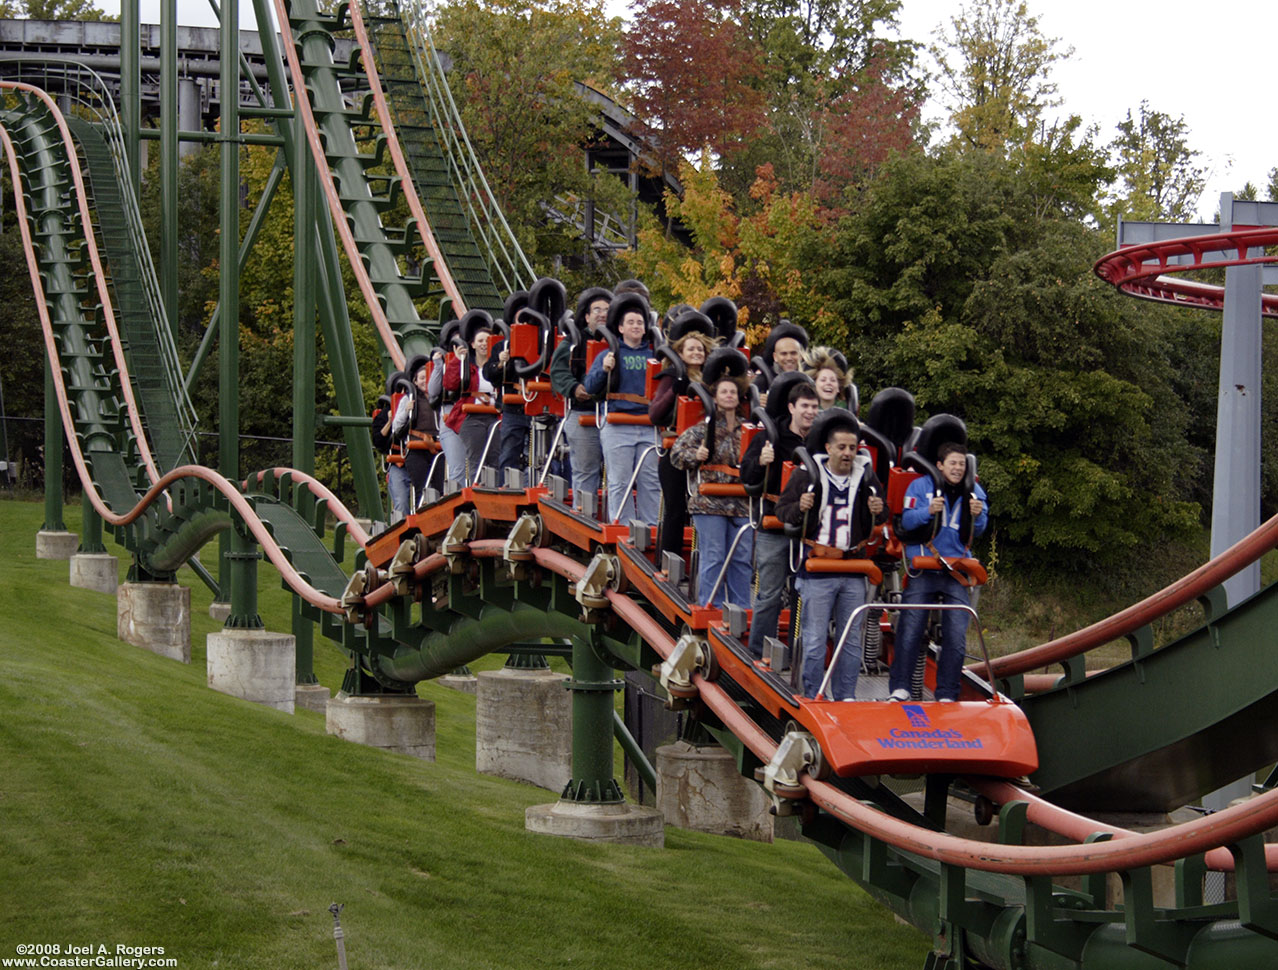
[938,697,956,703]
[888,689,910,702]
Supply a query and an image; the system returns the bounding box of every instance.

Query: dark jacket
[740,422,806,516]
[775,453,886,551]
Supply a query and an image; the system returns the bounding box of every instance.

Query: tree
[930,0,1069,153]
[430,0,628,269]
[1105,101,1206,222]
[624,0,766,170]
[8,0,114,19]
[621,157,834,335]
[1266,167,1277,202]
[815,149,1202,571]
[729,0,920,201]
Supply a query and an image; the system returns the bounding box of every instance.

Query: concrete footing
[69,553,119,593]
[208,601,231,622]
[206,629,296,713]
[525,800,665,847]
[326,691,435,760]
[476,667,571,791]
[438,673,478,694]
[117,582,190,663]
[36,530,79,560]
[295,683,332,713]
[656,740,773,842]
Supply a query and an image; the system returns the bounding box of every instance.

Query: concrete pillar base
[208,601,231,622]
[295,683,332,713]
[438,673,478,694]
[69,553,118,593]
[326,691,435,760]
[526,800,665,847]
[476,667,571,791]
[656,740,773,842]
[206,629,296,713]
[36,530,79,560]
[117,582,190,663]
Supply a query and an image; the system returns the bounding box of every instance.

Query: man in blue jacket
[889,442,989,702]
[582,301,660,525]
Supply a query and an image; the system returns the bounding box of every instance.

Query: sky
[891,0,1276,222]
[99,0,1273,223]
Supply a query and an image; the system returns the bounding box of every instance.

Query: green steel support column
[41,358,64,532]
[292,130,319,685]
[160,1,178,342]
[120,0,139,196]
[249,0,383,518]
[218,0,242,616]
[292,141,317,478]
[224,519,264,629]
[79,492,106,554]
[311,224,385,520]
[293,593,317,686]
[562,633,624,804]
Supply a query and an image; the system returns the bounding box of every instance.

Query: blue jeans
[563,411,601,506]
[387,462,411,520]
[599,419,659,525]
[889,570,972,701]
[797,573,867,700]
[438,411,467,488]
[693,514,753,609]
[496,409,531,485]
[749,529,794,659]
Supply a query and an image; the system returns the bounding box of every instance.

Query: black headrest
[385,369,408,395]
[866,387,916,449]
[700,297,738,342]
[605,292,652,338]
[528,277,567,324]
[439,319,463,351]
[574,286,613,325]
[805,409,861,455]
[461,308,496,345]
[501,290,529,328]
[763,371,816,423]
[613,278,650,301]
[701,347,750,386]
[912,413,968,467]
[662,303,697,332]
[668,310,716,344]
[760,320,810,365]
[375,394,391,412]
[404,354,429,382]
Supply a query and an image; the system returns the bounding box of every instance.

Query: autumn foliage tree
[624,0,766,170]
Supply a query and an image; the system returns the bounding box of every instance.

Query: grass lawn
[0,497,932,970]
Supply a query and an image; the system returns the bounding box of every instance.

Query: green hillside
[0,498,930,970]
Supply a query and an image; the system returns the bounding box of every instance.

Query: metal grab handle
[816,601,996,703]
[469,415,503,486]
[412,451,448,511]
[702,520,754,609]
[609,443,659,525]
[537,414,569,487]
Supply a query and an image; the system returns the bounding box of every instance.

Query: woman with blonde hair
[805,346,853,411]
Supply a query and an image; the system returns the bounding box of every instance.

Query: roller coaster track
[11,8,1278,963]
[1093,225,1278,317]
[269,0,534,365]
